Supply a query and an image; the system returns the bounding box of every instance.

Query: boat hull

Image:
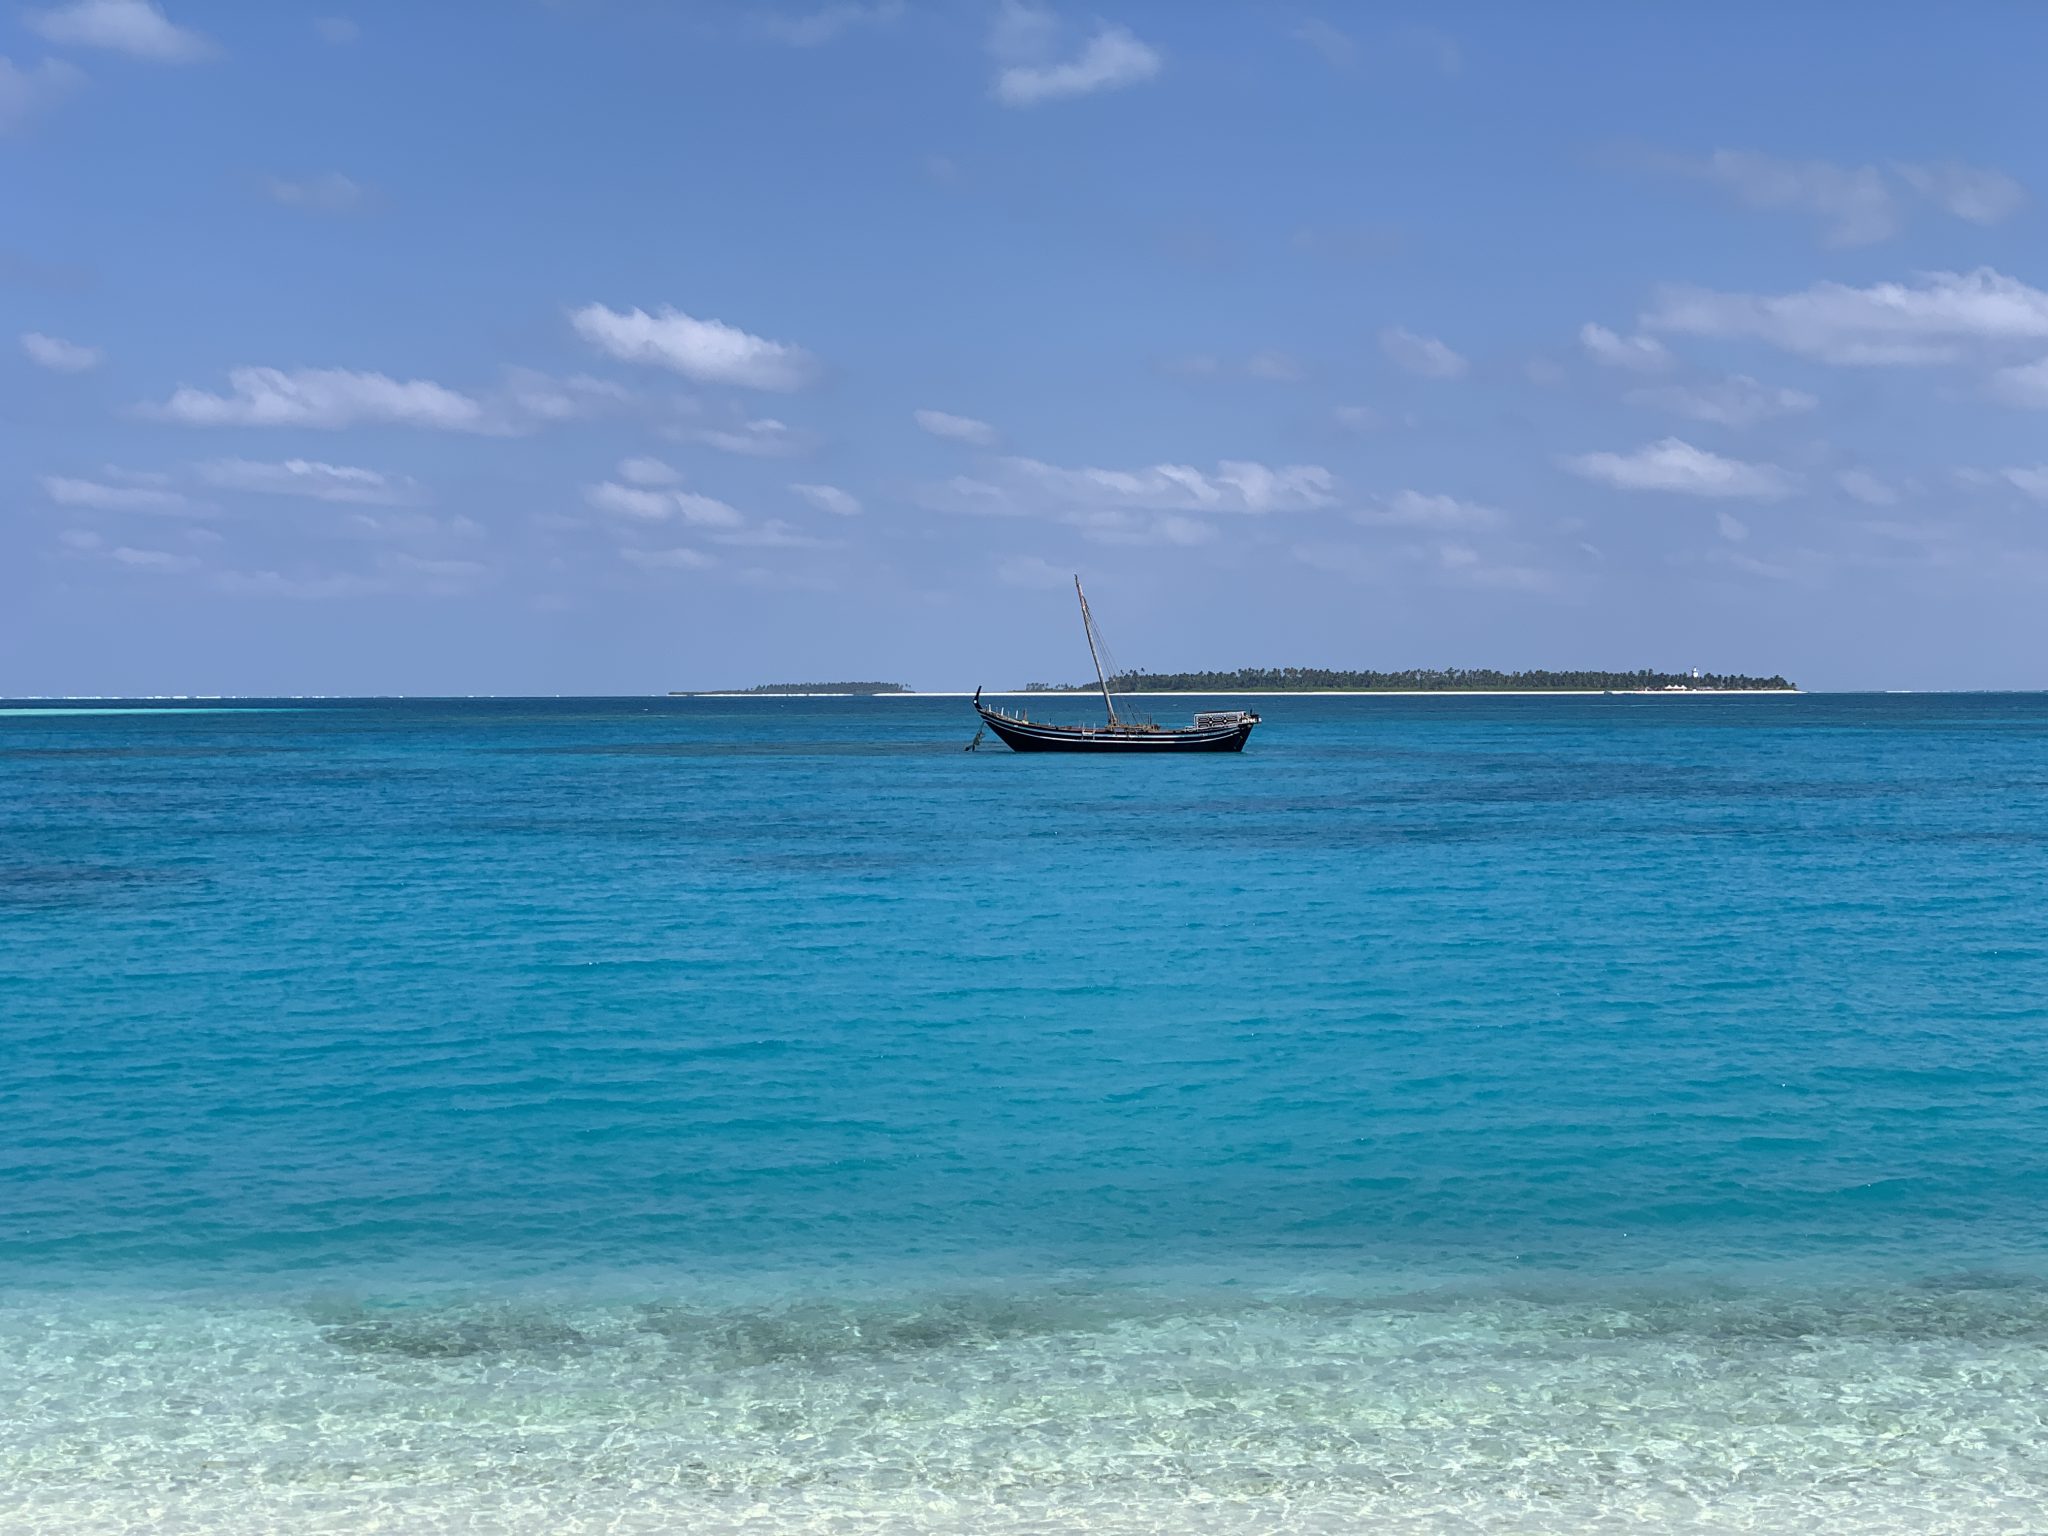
[977,707,1255,753]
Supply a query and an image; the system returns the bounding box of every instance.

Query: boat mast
[1075,575,1118,725]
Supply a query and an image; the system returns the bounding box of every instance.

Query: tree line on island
[689,669,1796,695]
[1024,667,1795,693]
[682,682,914,695]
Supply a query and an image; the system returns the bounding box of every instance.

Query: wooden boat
[974,579,1259,753]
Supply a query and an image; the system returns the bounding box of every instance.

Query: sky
[5,0,2048,694]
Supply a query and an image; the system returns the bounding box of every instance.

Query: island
[1023,667,1795,693]
[670,682,913,696]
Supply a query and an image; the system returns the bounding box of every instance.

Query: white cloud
[1893,161,2025,225]
[618,455,679,486]
[1332,404,1382,433]
[0,55,81,134]
[1357,490,1504,530]
[1563,438,1795,499]
[25,0,211,62]
[1001,455,1337,514]
[1837,468,1899,507]
[1643,269,2048,367]
[569,303,817,391]
[2000,466,2048,501]
[1680,149,1897,246]
[41,473,194,513]
[1380,326,1467,379]
[993,21,1160,106]
[1716,511,1749,543]
[197,458,419,505]
[314,16,357,45]
[790,482,861,516]
[1579,322,1670,373]
[621,546,714,571]
[914,408,997,445]
[149,367,493,431]
[696,417,809,457]
[21,330,100,371]
[585,481,744,528]
[264,173,366,213]
[755,1,901,46]
[1625,374,1817,428]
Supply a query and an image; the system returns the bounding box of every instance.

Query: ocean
[4,693,2046,1533]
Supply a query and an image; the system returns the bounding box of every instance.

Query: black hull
[977,706,1254,753]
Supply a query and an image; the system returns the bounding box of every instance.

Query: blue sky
[5,1,2047,693]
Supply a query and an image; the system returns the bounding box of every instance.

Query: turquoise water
[4,694,2047,1532]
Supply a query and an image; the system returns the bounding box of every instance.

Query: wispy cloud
[0,55,82,134]
[790,482,861,516]
[314,16,357,45]
[1564,438,1795,499]
[914,408,997,445]
[1579,322,1671,373]
[1988,356,2048,409]
[20,330,99,371]
[501,368,630,425]
[999,455,1337,514]
[711,518,833,550]
[1677,149,1898,246]
[1625,374,1817,428]
[570,303,817,390]
[107,544,200,572]
[694,416,811,457]
[1893,161,2026,225]
[1651,150,2026,245]
[1380,326,1467,379]
[1837,468,1899,506]
[618,455,680,486]
[754,1,902,47]
[585,481,745,528]
[1641,268,2048,366]
[197,458,421,505]
[215,552,489,599]
[41,472,196,514]
[996,553,1070,589]
[147,366,494,431]
[264,173,368,214]
[1247,349,1306,382]
[145,366,623,433]
[990,5,1160,107]
[1063,509,1215,547]
[1289,19,1355,69]
[2001,466,2048,501]
[25,0,212,63]
[1355,490,1504,530]
[621,546,715,572]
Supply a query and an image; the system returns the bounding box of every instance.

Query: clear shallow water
[4,694,2047,1532]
